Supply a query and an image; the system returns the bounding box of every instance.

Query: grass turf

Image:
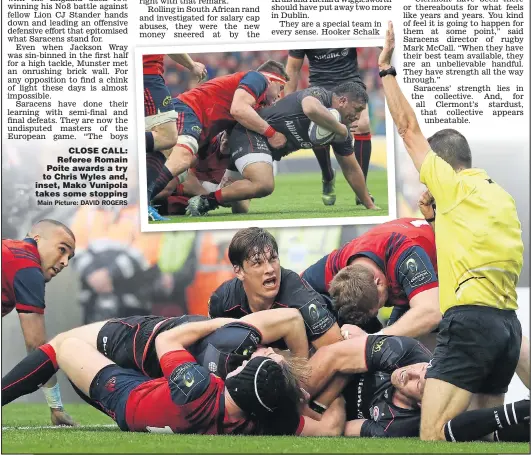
[2,404,529,453]
[150,170,389,224]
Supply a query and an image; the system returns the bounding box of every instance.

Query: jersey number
[146,426,174,434]
[410,220,429,228]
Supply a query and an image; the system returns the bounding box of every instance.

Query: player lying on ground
[2,308,310,405]
[154,131,251,216]
[2,219,76,426]
[306,327,530,441]
[185,83,378,216]
[302,217,441,338]
[146,61,288,221]
[5,317,346,435]
[285,48,374,206]
[379,21,526,440]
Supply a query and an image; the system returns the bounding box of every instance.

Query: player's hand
[191,62,207,82]
[378,21,395,69]
[86,268,113,294]
[418,190,435,220]
[267,131,287,149]
[340,324,367,340]
[50,408,77,426]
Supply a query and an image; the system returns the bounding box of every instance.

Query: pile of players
[143,47,379,221]
[3,24,530,441]
[3,220,529,440]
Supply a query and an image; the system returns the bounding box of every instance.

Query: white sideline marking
[2,424,117,431]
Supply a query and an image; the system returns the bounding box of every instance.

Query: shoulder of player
[210,278,244,312]
[2,239,41,265]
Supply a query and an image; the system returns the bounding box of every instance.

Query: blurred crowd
[163,48,387,135]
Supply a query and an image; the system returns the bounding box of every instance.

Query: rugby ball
[308,108,342,146]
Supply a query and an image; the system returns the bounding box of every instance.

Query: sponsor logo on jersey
[301,142,313,149]
[308,303,319,321]
[162,96,172,107]
[208,362,218,373]
[372,338,386,353]
[372,406,380,421]
[285,120,306,146]
[192,125,202,134]
[102,336,108,356]
[183,370,195,388]
[357,376,365,419]
[104,376,116,392]
[341,49,349,56]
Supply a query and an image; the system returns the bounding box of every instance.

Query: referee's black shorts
[425,305,522,394]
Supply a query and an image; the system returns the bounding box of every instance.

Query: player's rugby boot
[148,205,169,221]
[356,192,375,206]
[322,170,336,206]
[186,195,219,216]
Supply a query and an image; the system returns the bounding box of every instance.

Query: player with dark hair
[285,48,374,206]
[2,219,76,426]
[186,83,378,216]
[143,53,207,221]
[146,60,289,221]
[306,327,530,441]
[207,227,346,350]
[302,217,441,337]
[378,22,525,441]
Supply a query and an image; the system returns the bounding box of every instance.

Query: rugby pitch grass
[2,404,529,453]
[150,170,390,224]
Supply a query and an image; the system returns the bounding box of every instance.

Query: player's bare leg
[516,335,530,389]
[352,106,373,205]
[420,378,472,440]
[149,122,178,153]
[56,338,115,396]
[48,320,109,352]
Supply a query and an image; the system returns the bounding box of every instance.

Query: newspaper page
[1,0,529,449]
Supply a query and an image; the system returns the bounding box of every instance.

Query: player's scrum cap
[260,71,287,85]
[225,356,286,416]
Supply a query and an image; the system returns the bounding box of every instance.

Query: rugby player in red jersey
[146,61,289,215]
[302,217,441,338]
[143,53,207,221]
[2,219,76,426]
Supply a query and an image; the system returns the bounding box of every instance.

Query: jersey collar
[23,238,38,248]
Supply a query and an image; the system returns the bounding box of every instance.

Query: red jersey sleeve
[159,350,196,378]
[390,245,438,300]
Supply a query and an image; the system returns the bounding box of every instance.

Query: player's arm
[379,246,440,337]
[155,317,235,357]
[380,288,440,337]
[305,334,369,397]
[301,95,348,139]
[15,269,75,425]
[167,53,207,82]
[378,22,430,172]
[335,153,378,209]
[299,396,346,436]
[344,419,367,437]
[240,308,309,359]
[284,53,304,95]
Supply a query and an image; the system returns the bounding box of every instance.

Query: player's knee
[420,422,446,441]
[254,179,274,198]
[356,117,370,135]
[153,123,178,151]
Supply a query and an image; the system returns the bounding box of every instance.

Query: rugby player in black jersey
[285,48,374,206]
[306,326,529,441]
[185,83,378,216]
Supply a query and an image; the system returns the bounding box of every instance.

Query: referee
[378,22,525,441]
[285,48,373,206]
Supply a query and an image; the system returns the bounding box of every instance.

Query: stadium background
[1,49,529,406]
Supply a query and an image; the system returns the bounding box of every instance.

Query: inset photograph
[138,41,396,231]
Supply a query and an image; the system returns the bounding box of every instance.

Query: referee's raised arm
[378,22,431,172]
